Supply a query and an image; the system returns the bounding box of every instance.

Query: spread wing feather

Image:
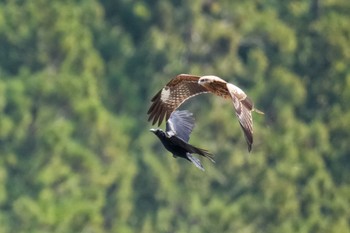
[147,74,209,126]
[200,78,255,152]
[166,110,195,143]
[227,83,254,152]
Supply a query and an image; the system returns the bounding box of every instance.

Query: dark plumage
[150,110,214,171]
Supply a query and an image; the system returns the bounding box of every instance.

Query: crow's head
[150,128,165,138]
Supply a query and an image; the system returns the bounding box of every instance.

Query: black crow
[150,110,215,171]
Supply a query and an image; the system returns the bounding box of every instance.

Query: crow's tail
[186,153,205,171]
[191,146,215,163]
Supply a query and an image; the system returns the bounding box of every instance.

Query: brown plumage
[147,74,263,151]
[147,74,209,126]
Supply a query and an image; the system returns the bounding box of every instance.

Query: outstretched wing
[166,110,195,142]
[226,83,254,152]
[147,74,209,126]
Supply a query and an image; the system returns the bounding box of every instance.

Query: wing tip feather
[253,108,265,115]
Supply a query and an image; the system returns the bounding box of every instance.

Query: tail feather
[191,146,215,163]
[186,153,205,171]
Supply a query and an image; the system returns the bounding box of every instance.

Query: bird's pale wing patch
[148,74,209,126]
[166,110,195,142]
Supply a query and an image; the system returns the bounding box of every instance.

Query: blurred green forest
[0,0,349,232]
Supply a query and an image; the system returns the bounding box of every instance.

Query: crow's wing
[166,110,195,143]
[147,74,209,126]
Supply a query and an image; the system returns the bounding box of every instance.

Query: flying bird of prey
[150,110,215,171]
[147,74,264,152]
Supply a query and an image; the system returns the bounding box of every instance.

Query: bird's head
[198,75,224,86]
[150,128,164,137]
[150,128,159,133]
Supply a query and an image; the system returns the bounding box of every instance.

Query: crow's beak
[149,128,156,133]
